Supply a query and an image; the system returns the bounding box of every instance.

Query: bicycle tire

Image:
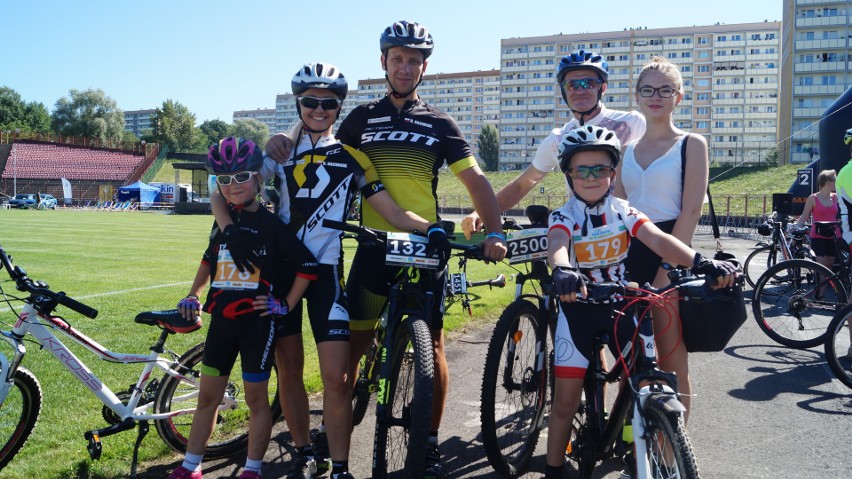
[825,303,852,389]
[373,317,434,478]
[638,407,700,479]
[153,342,282,458]
[752,259,846,349]
[744,245,778,289]
[0,368,42,471]
[352,341,377,428]
[480,299,547,477]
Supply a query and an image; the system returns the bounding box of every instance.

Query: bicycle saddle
[135,309,202,334]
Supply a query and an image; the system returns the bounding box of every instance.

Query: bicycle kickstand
[129,420,149,478]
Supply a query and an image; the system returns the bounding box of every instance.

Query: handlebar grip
[322,219,355,233]
[55,292,98,319]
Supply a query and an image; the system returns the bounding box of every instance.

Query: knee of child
[321,370,351,396]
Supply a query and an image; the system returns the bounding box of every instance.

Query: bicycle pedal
[84,431,102,460]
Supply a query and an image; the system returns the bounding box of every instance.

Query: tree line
[0,86,269,154]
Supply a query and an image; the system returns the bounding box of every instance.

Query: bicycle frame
[0,302,210,423]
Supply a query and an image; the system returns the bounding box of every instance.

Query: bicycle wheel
[352,339,378,428]
[744,245,777,289]
[0,368,42,471]
[638,407,700,479]
[373,317,434,478]
[825,303,852,389]
[480,299,548,477]
[153,342,281,458]
[752,259,846,349]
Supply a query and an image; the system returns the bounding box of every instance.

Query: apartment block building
[499,22,782,170]
[232,108,277,132]
[123,109,157,138]
[780,0,852,164]
[356,69,502,159]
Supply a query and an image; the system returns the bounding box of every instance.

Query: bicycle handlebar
[579,271,744,305]
[0,243,99,319]
[322,219,504,261]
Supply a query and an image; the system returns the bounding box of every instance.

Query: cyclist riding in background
[212,62,434,479]
[268,20,508,479]
[542,125,737,479]
[462,49,646,239]
[834,128,852,251]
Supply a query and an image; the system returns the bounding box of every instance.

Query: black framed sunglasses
[567,165,615,180]
[216,171,257,186]
[637,86,679,98]
[298,96,341,110]
[561,78,602,91]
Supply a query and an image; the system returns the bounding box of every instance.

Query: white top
[531,104,646,194]
[620,135,686,223]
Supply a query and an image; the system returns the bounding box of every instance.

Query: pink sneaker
[238,471,262,479]
[168,465,203,479]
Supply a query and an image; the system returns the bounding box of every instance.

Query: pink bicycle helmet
[207,137,263,175]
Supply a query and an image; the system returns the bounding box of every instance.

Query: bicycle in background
[0,243,279,476]
[744,213,813,289]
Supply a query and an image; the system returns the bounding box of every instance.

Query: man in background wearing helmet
[213,63,434,479]
[169,137,317,479]
[543,125,736,479]
[461,49,646,239]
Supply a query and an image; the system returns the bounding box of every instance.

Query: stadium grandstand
[0,132,158,205]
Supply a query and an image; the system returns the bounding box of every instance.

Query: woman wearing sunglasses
[614,56,709,429]
[212,62,431,479]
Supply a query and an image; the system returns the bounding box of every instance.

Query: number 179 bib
[572,222,629,269]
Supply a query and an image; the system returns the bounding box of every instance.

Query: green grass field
[0,209,516,479]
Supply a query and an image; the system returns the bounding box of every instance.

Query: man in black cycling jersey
[267,21,507,478]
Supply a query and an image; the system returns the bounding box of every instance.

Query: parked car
[9,193,57,209]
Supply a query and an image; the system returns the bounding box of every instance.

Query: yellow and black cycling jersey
[336,95,478,232]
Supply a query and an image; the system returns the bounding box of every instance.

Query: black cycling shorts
[275,263,350,343]
[201,315,276,383]
[553,299,636,379]
[810,237,839,258]
[346,243,447,331]
[625,219,677,286]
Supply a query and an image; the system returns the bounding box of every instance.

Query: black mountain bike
[480,205,554,477]
[744,213,813,289]
[751,220,850,348]
[323,219,490,478]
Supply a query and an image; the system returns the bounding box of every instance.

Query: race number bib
[507,228,549,264]
[212,247,260,289]
[385,232,440,269]
[448,272,467,295]
[572,223,629,269]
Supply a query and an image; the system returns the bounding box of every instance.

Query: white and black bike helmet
[558,124,622,174]
[291,62,348,100]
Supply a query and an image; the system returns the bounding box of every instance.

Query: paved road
[143,232,852,479]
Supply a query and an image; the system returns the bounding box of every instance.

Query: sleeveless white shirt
[620,135,685,223]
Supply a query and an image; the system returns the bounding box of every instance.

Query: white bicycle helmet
[291,62,348,100]
[558,124,622,174]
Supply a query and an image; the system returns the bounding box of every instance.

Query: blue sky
[2,0,782,125]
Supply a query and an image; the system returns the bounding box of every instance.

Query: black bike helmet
[380,20,434,59]
[558,125,621,174]
[844,127,852,146]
